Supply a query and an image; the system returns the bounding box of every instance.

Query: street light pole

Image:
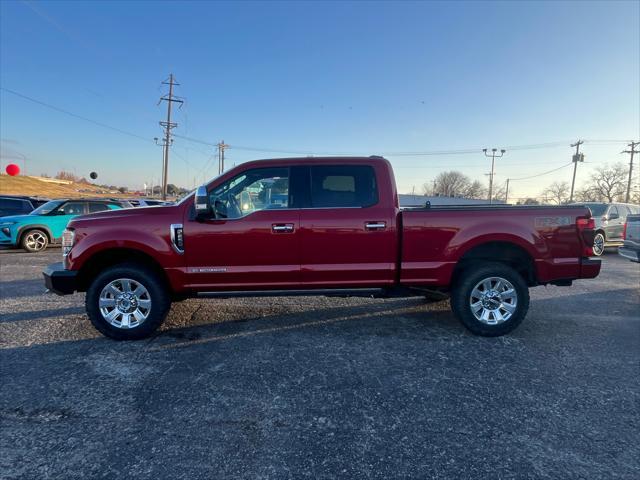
[483,148,506,204]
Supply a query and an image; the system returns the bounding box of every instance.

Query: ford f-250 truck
[43,157,601,340]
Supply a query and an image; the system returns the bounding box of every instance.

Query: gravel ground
[0,247,638,479]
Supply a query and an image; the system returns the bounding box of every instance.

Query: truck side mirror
[194,186,211,218]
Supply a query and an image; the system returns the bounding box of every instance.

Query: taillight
[623,222,627,240]
[576,217,595,256]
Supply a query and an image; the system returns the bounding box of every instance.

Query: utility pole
[157,74,183,200]
[217,140,230,174]
[569,140,584,203]
[483,148,506,204]
[505,178,510,204]
[622,141,639,203]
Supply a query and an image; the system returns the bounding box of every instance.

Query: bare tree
[541,181,570,204]
[584,163,627,203]
[422,171,487,199]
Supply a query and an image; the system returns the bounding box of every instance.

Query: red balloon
[5,164,20,176]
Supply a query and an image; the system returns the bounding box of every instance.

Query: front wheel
[592,232,605,256]
[451,263,530,337]
[85,263,171,340]
[21,229,48,252]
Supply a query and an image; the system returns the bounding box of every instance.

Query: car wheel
[21,229,49,253]
[85,263,171,340]
[451,262,530,337]
[592,232,605,256]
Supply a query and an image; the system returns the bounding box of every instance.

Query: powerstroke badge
[535,216,571,228]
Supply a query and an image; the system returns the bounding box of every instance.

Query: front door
[184,167,300,290]
[605,205,624,241]
[49,201,87,240]
[298,164,396,287]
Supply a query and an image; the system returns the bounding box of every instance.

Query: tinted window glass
[209,167,289,219]
[310,165,378,208]
[89,203,109,213]
[0,198,22,208]
[60,202,85,215]
[608,205,619,217]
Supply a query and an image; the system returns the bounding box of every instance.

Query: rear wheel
[21,229,48,252]
[451,262,529,337]
[592,232,605,256]
[85,263,171,340]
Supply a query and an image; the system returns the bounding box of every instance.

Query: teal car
[0,199,131,252]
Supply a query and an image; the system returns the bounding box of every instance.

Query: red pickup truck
[44,157,600,340]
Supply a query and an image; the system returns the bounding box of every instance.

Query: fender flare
[16,224,56,244]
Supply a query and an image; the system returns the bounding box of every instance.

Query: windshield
[30,200,64,215]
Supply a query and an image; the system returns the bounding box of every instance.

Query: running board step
[196,288,386,299]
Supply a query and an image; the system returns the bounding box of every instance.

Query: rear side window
[89,203,109,213]
[310,165,378,208]
[0,198,27,210]
[609,205,619,218]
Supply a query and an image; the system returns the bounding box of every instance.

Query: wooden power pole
[157,74,183,200]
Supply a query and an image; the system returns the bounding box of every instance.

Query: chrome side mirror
[194,186,211,218]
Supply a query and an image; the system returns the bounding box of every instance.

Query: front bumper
[580,257,601,279]
[43,262,78,295]
[618,246,640,263]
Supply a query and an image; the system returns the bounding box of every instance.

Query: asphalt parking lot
[0,248,638,479]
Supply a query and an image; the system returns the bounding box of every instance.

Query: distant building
[399,194,506,207]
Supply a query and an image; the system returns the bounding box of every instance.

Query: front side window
[59,202,85,215]
[310,165,378,208]
[209,167,289,219]
[608,205,619,218]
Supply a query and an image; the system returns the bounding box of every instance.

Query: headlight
[0,222,15,236]
[62,228,75,256]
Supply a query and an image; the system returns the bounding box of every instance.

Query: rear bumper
[580,257,601,279]
[618,246,640,263]
[43,262,78,295]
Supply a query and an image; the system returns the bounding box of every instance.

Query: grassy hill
[0,174,131,199]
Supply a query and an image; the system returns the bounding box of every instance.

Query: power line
[1,87,152,142]
[508,162,573,182]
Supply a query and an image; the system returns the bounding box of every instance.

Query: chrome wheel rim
[593,234,604,255]
[26,232,47,251]
[470,276,517,325]
[99,278,151,329]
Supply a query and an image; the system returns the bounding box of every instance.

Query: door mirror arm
[194,186,212,220]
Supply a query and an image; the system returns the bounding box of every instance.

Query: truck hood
[68,204,182,227]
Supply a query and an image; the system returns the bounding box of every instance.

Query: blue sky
[1,0,638,198]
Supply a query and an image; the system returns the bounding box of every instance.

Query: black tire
[85,263,171,340]
[21,229,49,253]
[450,262,530,337]
[592,232,605,256]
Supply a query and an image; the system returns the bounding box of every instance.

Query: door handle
[365,221,386,231]
[272,223,294,233]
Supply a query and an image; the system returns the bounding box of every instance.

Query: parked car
[569,202,640,256]
[44,157,601,340]
[1,198,131,252]
[128,198,172,207]
[0,194,51,209]
[0,197,35,217]
[618,214,640,263]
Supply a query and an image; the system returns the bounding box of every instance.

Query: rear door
[183,167,300,289]
[298,164,396,287]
